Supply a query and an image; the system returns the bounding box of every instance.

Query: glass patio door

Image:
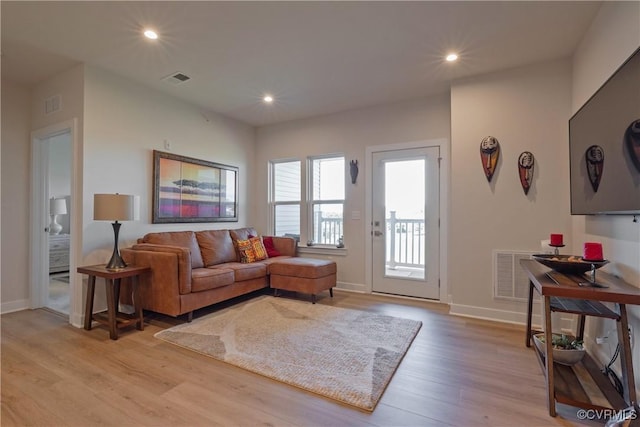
[371,147,439,299]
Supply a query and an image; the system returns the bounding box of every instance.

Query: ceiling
[1,1,601,127]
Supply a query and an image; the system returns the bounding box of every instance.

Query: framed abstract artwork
[153,150,238,223]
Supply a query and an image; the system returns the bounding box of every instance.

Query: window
[270,155,345,247]
[309,156,345,245]
[271,160,301,239]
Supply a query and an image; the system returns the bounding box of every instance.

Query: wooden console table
[77,264,150,340]
[521,259,640,417]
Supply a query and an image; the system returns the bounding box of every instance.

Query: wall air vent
[162,72,192,85]
[493,250,538,301]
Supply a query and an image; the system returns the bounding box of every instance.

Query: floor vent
[162,72,191,85]
[493,251,537,301]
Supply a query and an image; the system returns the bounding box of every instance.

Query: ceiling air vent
[162,72,191,85]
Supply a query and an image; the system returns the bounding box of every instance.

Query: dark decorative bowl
[532,254,609,275]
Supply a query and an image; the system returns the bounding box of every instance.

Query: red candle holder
[550,234,563,246]
[549,234,564,255]
[583,242,604,261]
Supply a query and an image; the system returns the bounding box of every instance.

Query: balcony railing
[310,212,425,267]
[386,211,425,269]
[314,213,343,245]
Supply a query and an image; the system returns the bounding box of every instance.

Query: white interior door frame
[30,118,82,326]
[365,138,450,303]
[30,131,51,309]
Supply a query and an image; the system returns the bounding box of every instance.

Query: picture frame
[153,150,238,223]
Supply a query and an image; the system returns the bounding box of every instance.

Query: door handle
[373,230,383,237]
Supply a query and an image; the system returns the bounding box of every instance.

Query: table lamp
[94,193,139,270]
[49,197,67,235]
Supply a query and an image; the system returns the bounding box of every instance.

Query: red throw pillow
[262,236,281,258]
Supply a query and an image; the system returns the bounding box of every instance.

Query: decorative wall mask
[586,145,604,192]
[517,151,534,195]
[480,136,500,182]
[625,119,640,173]
[350,160,359,184]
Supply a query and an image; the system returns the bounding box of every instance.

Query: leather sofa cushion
[191,268,234,293]
[258,256,293,274]
[269,258,336,278]
[196,230,237,266]
[142,231,204,269]
[229,227,258,242]
[211,262,267,282]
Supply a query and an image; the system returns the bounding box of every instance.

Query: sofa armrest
[269,236,297,257]
[124,244,193,294]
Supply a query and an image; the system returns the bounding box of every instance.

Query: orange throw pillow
[236,237,268,263]
[249,236,268,261]
[236,239,257,263]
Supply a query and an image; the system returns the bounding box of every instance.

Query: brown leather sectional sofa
[120,227,296,320]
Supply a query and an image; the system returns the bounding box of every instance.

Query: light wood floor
[2,290,602,426]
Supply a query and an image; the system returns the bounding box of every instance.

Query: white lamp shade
[94,194,139,221]
[50,198,67,215]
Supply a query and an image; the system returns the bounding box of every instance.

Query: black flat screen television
[569,46,640,215]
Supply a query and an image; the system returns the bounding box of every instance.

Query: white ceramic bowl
[533,333,585,365]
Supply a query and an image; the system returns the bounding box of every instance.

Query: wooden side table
[77,264,150,340]
[521,259,640,418]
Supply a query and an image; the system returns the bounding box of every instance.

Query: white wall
[255,95,450,288]
[570,1,640,388]
[449,59,573,322]
[572,3,640,113]
[1,80,32,312]
[82,67,256,266]
[31,65,85,132]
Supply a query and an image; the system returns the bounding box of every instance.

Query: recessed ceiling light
[144,29,158,40]
[446,53,458,62]
[263,95,274,104]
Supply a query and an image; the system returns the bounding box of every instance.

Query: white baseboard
[450,303,537,326]
[450,303,577,332]
[69,312,83,328]
[336,281,367,293]
[336,288,365,294]
[1,299,30,315]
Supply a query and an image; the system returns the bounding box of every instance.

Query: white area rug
[155,296,422,411]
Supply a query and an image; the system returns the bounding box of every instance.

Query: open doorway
[47,132,71,315]
[31,120,76,320]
